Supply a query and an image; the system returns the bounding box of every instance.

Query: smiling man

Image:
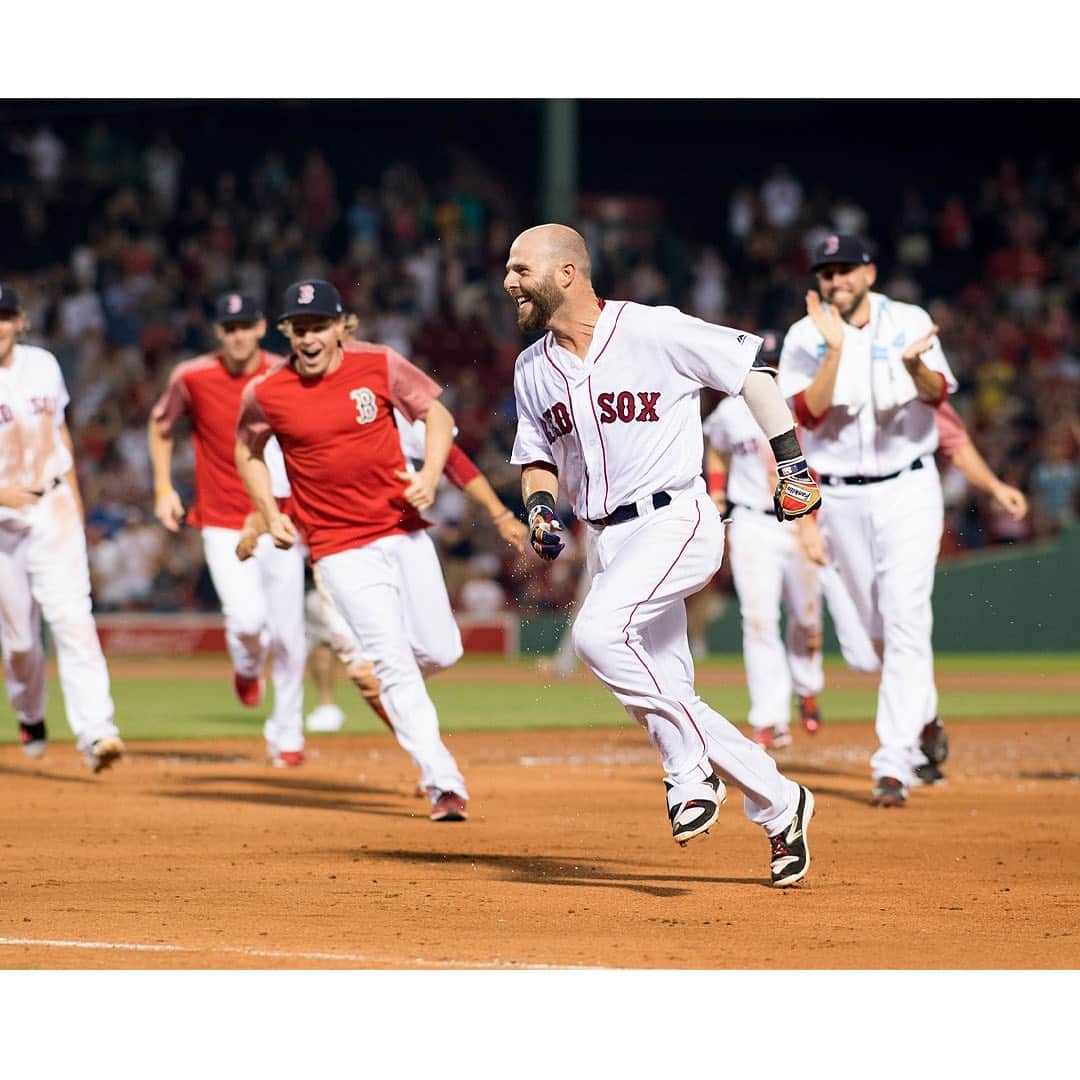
[234,279,470,822]
[778,234,957,808]
[506,224,819,887]
[150,292,307,767]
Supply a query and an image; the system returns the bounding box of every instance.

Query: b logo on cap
[227,294,243,314]
[298,284,315,305]
[823,235,840,256]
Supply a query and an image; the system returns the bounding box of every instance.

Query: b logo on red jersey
[298,284,315,305]
[597,390,661,424]
[350,387,378,425]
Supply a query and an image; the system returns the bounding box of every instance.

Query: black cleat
[920,717,949,765]
[870,776,908,808]
[914,762,946,786]
[770,785,814,887]
[19,721,47,759]
[665,774,725,846]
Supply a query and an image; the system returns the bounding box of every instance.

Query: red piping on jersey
[586,375,611,515]
[793,390,828,430]
[620,500,709,759]
[542,336,589,514]
[591,301,628,367]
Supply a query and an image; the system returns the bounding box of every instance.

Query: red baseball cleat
[798,695,823,734]
[234,672,264,707]
[753,726,793,749]
[430,791,468,822]
[269,748,305,768]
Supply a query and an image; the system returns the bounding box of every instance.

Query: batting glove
[526,494,565,560]
[773,457,822,522]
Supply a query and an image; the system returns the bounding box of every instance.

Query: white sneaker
[305,704,346,733]
[84,736,125,774]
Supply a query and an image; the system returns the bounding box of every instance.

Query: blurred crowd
[2,118,1077,618]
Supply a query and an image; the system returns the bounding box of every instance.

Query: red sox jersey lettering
[350,387,378,424]
[511,301,762,520]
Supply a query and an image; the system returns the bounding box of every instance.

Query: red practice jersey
[152,350,282,529]
[237,342,442,561]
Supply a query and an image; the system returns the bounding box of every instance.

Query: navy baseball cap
[809,234,875,272]
[0,283,22,313]
[214,292,263,323]
[758,329,784,362]
[279,280,344,321]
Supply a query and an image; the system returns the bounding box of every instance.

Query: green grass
[1,652,1076,746]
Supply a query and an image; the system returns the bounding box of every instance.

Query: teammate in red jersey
[235,280,469,821]
[149,292,307,766]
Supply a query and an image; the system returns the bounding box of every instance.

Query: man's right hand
[268,512,298,550]
[528,506,565,560]
[154,487,185,532]
[796,514,827,566]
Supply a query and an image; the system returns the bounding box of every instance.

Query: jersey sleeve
[509,360,556,467]
[443,444,481,489]
[150,364,193,437]
[935,401,971,457]
[394,409,427,462]
[776,327,820,402]
[658,307,763,394]
[49,353,71,417]
[236,378,274,456]
[263,435,292,498]
[386,349,442,422]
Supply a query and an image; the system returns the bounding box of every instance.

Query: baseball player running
[235,280,469,823]
[778,233,957,808]
[0,284,124,772]
[703,330,824,749]
[507,225,818,887]
[149,293,307,766]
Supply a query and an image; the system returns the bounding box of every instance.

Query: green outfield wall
[519,523,1080,655]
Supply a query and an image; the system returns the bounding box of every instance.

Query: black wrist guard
[525,491,557,521]
[769,429,802,466]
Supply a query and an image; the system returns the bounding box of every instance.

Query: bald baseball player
[0,283,124,773]
[778,233,957,807]
[507,224,818,887]
[149,293,307,766]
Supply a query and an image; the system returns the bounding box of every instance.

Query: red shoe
[753,726,793,749]
[430,791,468,822]
[798,695,823,734]
[269,748,305,768]
[234,672,264,707]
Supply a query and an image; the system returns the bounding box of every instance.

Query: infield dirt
[1,717,1078,969]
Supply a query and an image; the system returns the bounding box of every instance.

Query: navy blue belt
[819,457,924,487]
[588,491,671,528]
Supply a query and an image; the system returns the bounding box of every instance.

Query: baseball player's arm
[461,474,528,553]
[58,422,85,524]
[902,326,949,405]
[741,370,821,521]
[949,442,1029,521]
[235,509,269,561]
[235,439,297,549]
[800,291,844,420]
[703,443,730,514]
[396,398,454,512]
[147,416,185,531]
[521,462,565,560]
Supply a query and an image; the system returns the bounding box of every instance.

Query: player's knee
[422,636,463,673]
[571,610,617,669]
[6,646,40,680]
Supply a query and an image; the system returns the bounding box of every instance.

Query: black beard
[515,279,564,332]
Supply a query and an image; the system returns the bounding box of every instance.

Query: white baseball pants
[571,493,799,833]
[728,509,823,732]
[0,484,118,752]
[316,530,466,796]
[817,463,943,784]
[201,527,306,753]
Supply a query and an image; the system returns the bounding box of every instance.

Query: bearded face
[513,271,565,332]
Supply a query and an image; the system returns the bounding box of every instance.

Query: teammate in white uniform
[702,330,824,749]
[0,284,124,773]
[507,225,819,887]
[778,234,957,807]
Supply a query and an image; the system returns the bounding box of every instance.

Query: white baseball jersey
[510,301,763,520]
[702,396,776,513]
[0,344,72,525]
[777,292,957,476]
